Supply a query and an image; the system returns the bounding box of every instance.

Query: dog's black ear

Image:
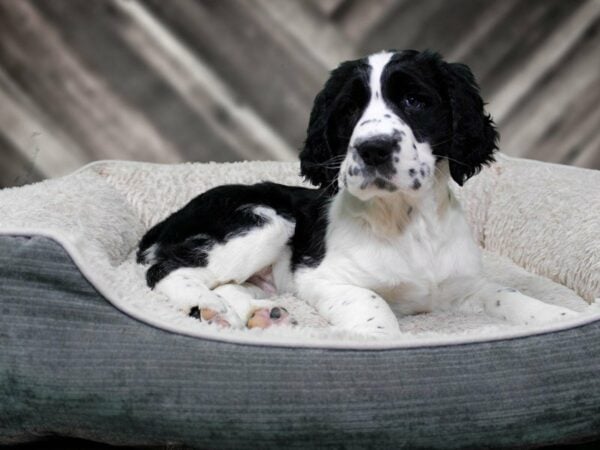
[301,60,367,191]
[300,81,337,190]
[441,62,498,186]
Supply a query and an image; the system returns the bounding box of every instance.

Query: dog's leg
[155,267,245,328]
[453,279,579,326]
[153,206,296,328]
[299,282,401,337]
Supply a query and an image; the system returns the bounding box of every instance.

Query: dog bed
[1,154,599,448]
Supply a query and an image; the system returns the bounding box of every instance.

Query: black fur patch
[137,183,331,287]
[300,58,370,191]
[379,50,498,186]
[189,306,201,319]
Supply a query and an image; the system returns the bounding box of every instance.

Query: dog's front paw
[188,305,245,328]
[490,289,581,327]
[185,293,246,329]
[247,307,298,329]
[516,304,579,326]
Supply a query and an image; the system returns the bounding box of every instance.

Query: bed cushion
[1,154,600,447]
[0,154,598,348]
[1,235,600,448]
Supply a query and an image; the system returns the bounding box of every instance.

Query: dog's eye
[403,95,425,110]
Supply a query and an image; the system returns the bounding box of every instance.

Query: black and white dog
[137,50,577,336]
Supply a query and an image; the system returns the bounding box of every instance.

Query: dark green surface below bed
[1,235,599,449]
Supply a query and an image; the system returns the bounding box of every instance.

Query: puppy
[137,50,578,336]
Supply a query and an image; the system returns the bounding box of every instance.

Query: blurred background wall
[0,0,599,188]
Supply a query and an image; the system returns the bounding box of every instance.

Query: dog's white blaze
[349,52,398,143]
[368,52,392,99]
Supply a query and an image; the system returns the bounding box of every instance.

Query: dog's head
[300,50,498,198]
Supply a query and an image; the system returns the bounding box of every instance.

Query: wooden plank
[144,0,326,150]
[0,89,81,182]
[114,0,295,161]
[572,132,600,169]
[488,0,600,124]
[0,133,43,189]
[336,0,407,46]
[0,68,87,179]
[372,0,492,56]
[497,23,600,161]
[454,0,586,96]
[32,0,242,163]
[308,0,348,18]
[447,0,518,62]
[542,88,600,169]
[533,79,600,167]
[356,0,452,53]
[0,0,180,164]
[251,0,356,69]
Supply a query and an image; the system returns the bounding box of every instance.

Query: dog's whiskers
[432,154,471,168]
[429,137,453,148]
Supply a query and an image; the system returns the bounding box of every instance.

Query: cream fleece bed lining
[1,154,599,349]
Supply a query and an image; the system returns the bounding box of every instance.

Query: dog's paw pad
[247,307,298,329]
[189,306,232,328]
[189,306,202,319]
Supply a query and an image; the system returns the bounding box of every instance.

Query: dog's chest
[337,219,450,281]
[311,203,481,306]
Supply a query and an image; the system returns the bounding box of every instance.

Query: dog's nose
[356,137,395,167]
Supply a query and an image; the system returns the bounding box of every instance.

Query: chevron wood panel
[0,0,598,188]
